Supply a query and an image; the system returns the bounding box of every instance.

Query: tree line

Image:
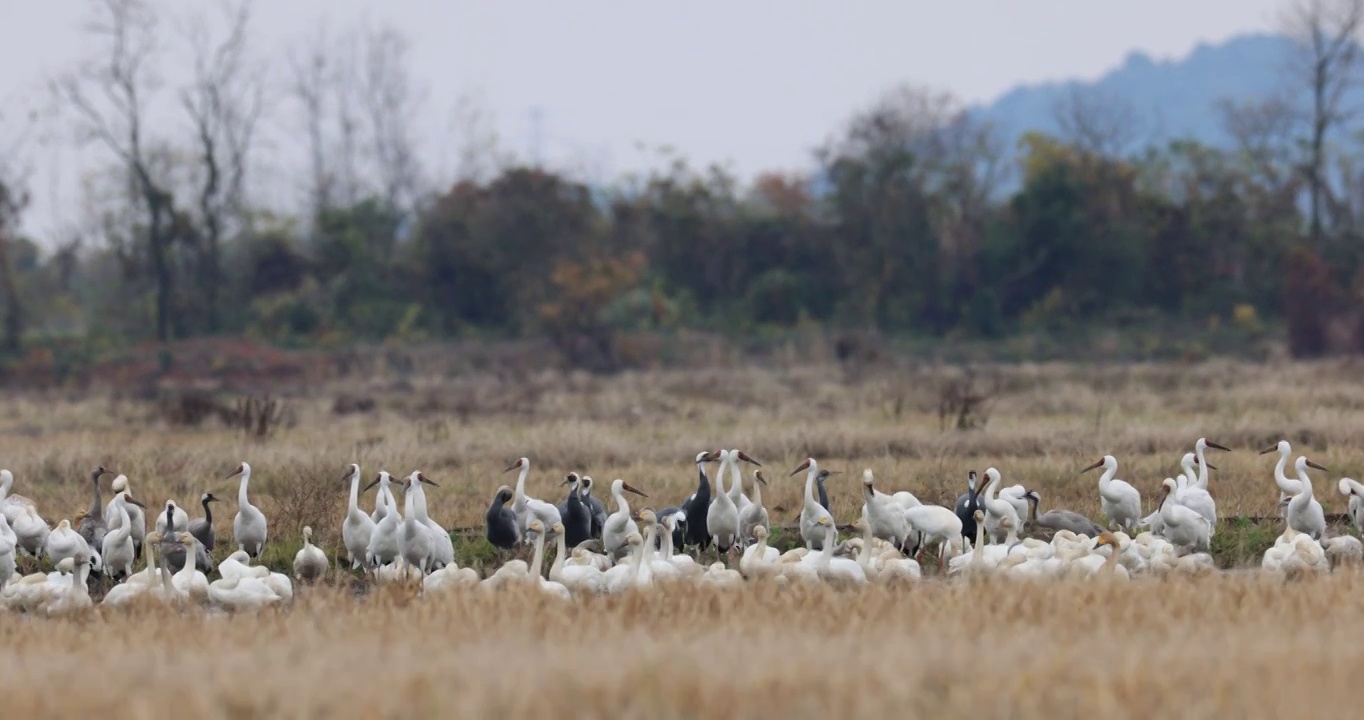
[2,0,1364,371]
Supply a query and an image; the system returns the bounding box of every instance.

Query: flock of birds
[0,436,1360,615]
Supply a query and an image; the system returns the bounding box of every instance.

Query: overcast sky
[0,0,1287,241]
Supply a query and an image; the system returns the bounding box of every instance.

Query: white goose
[293,526,328,582]
[548,521,604,593]
[228,462,267,559]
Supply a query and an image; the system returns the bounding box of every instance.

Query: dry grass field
[1,355,1363,717]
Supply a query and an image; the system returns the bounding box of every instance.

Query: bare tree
[1050,85,1144,158]
[179,0,264,331]
[1281,0,1364,248]
[357,22,425,214]
[1218,94,1300,192]
[288,27,334,218]
[58,0,178,343]
[0,111,33,353]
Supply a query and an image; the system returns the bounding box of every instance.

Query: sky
[0,0,1287,242]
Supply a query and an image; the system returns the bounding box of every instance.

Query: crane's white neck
[727,454,742,497]
[238,467,252,506]
[514,463,530,500]
[803,462,819,505]
[347,469,361,512]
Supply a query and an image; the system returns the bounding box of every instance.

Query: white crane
[342,464,375,570]
[707,450,741,553]
[399,472,439,576]
[737,469,771,545]
[602,478,647,558]
[790,458,835,550]
[1286,456,1327,539]
[1339,477,1364,532]
[980,468,1021,545]
[228,462,267,559]
[1259,440,1300,515]
[1082,455,1142,531]
[1156,478,1211,553]
[504,457,563,542]
[1174,453,1217,533]
[365,471,403,569]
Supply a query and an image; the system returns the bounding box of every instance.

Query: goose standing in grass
[366,472,404,566]
[548,521,604,593]
[293,526,328,583]
[737,469,770,545]
[485,484,521,551]
[603,478,648,558]
[1082,455,1142,531]
[101,492,146,580]
[342,464,375,569]
[1023,489,1103,537]
[504,457,563,542]
[154,499,189,534]
[739,524,780,578]
[1286,456,1328,540]
[791,457,835,550]
[229,462,267,560]
[188,492,219,551]
[171,532,210,602]
[77,466,113,552]
[105,474,146,560]
[556,473,593,549]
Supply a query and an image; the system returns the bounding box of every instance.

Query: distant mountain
[971,33,1301,155]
